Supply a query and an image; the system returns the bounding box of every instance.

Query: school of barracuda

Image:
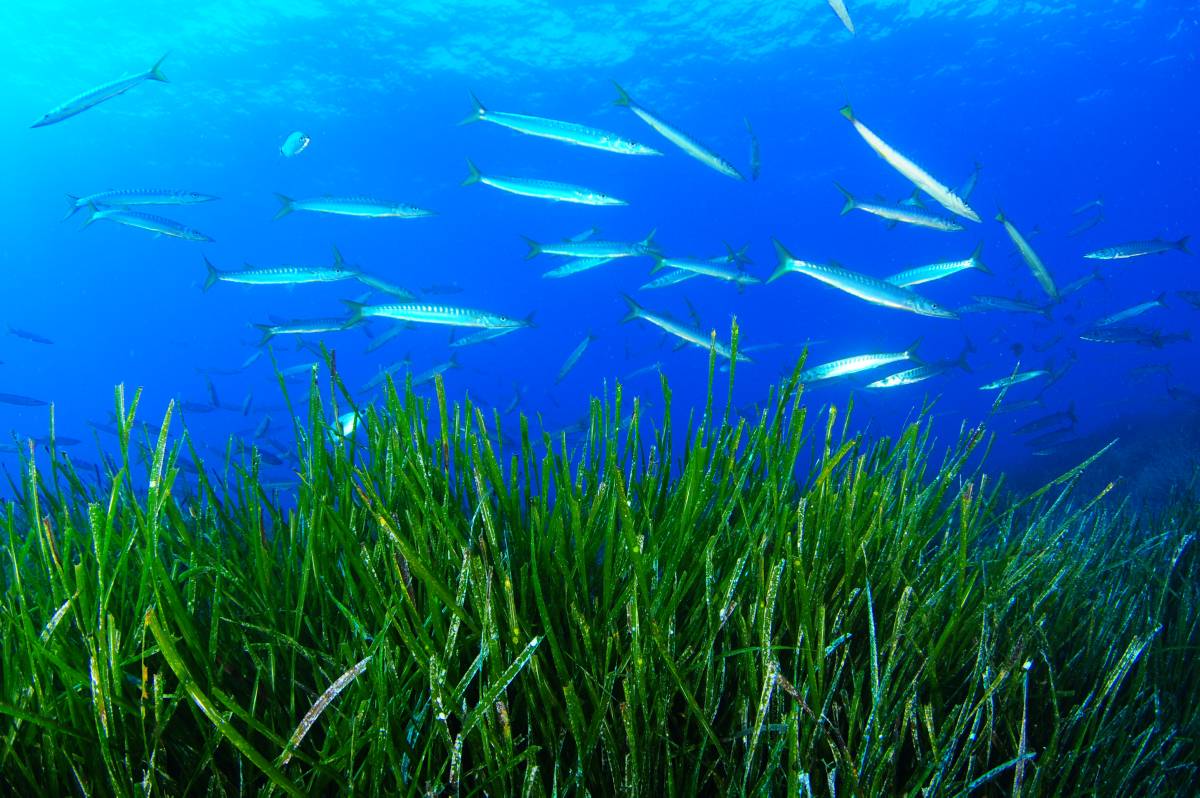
[15,4,1194,470]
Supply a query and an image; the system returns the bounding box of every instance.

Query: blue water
[2,1,1197,497]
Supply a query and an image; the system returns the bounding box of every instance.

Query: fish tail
[767,238,795,283]
[611,81,632,107]
[970,241,991,273]
[1176,235,1191,255]
[520,235,541,260]
[80,201,101,229]
[1157,291,1168,306]
[641,228,659,253]
[147,53,169,82]
[459,91,487,125]
[522,311,537,328]
[619,294,642,324]
[202,256,220,291]
[833,182,855,215]
[462,159,482,187]
[838,103,854,121]
[650,256,666,275]
[62,194,80,221]
[342,299,366,325]
[272,193,294,220]
[252,324,275,346]
[994,207,1006,224]
[905,338,923,363]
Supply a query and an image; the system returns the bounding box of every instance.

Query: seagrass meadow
[1,349,1198,796]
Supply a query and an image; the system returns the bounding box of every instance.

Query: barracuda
[801,342,921,384]
[996,210,1058,298]
[32,55,169,128]
[460,92,659,155]
[82,205,213,242]
[613,82,745,181]
[886,243,989,287]
[203,246,359,290]
[462,160,626,206]
[273,194,434,220]
[344,300,531,330]
[840,104,979,223]
[836,183,964,232]
[769,240,957,319]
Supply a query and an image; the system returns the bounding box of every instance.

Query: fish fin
[462,159,482,187]
[520,235,541,260]
[252,324,274,346]
[459,91,486,125]
[80,202,101,229]
[332,244,345,269]
[838,103,854,121]
[619,294,642,324]
[905,338,923,362]
[62,194,80,221]
[970,241,990,273]
[611,81,632,107]
[994,208,1006,223]
[833,182,855,215]
[1157,291,1168,306]
[523,311,537,328]
[885,220,899,230]
[767,239,795,283]
[342,300,367,325]
[202,256,220,291]
[641,228,658,252]
[272,193,294,220]
[650,256,665,275]
[147,53,169,82]
[1176,235,1192,255]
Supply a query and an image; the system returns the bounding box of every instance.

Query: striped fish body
[640,269,700,290]
[800,347,917,383]
[461,93,660,155]
[542,257,616,279]
[65,188,217,219]
[86,207,212,241]
[463,161,625,206]
[886,243,988,287]
[620,295,747,362]
[866,363,951,388]
[526,233,656,259]
[274,194,434,219]
[613,83,745,181]
[837,184,964,231]
[840,105,979,223]
[32,55,168,128]
[979,370,1048,390]
[1093,294,1167,327]
[1084,237,1190,260]
[970,294,1052,318]
[996,212,1057,298]
[346,301,528,330]
[770,240,956,319]
[213,264,356,287]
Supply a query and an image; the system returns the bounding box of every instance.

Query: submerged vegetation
[0,340,1197,795]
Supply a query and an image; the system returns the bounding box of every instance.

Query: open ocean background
[2,0,1197,501]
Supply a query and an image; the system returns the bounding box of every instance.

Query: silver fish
[968,294,1053,319]
[254,318,352,344]
[613,82,745,181]
[840,104,979,223]
[273,194,434,220]
[1093,293,1167,327]
[1084,237,1190,260]
[460,93,659,156]
[462,160,626,206]
[769,240,956,319]
[556,333,596,384]
[620,295,748,362]
[203,246,358,290]
[996,210,1057,298]
[745,117,761,180]
[836,183,964,232]
[83,206,212,242]
[64,188,217,220]
[885,243,989,287]
[32,55,169,128]
[827,0,855,33]
[524,230,657,259]
[344,301,530,330]
[979,370,1049,391]
[801,342,921,384]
